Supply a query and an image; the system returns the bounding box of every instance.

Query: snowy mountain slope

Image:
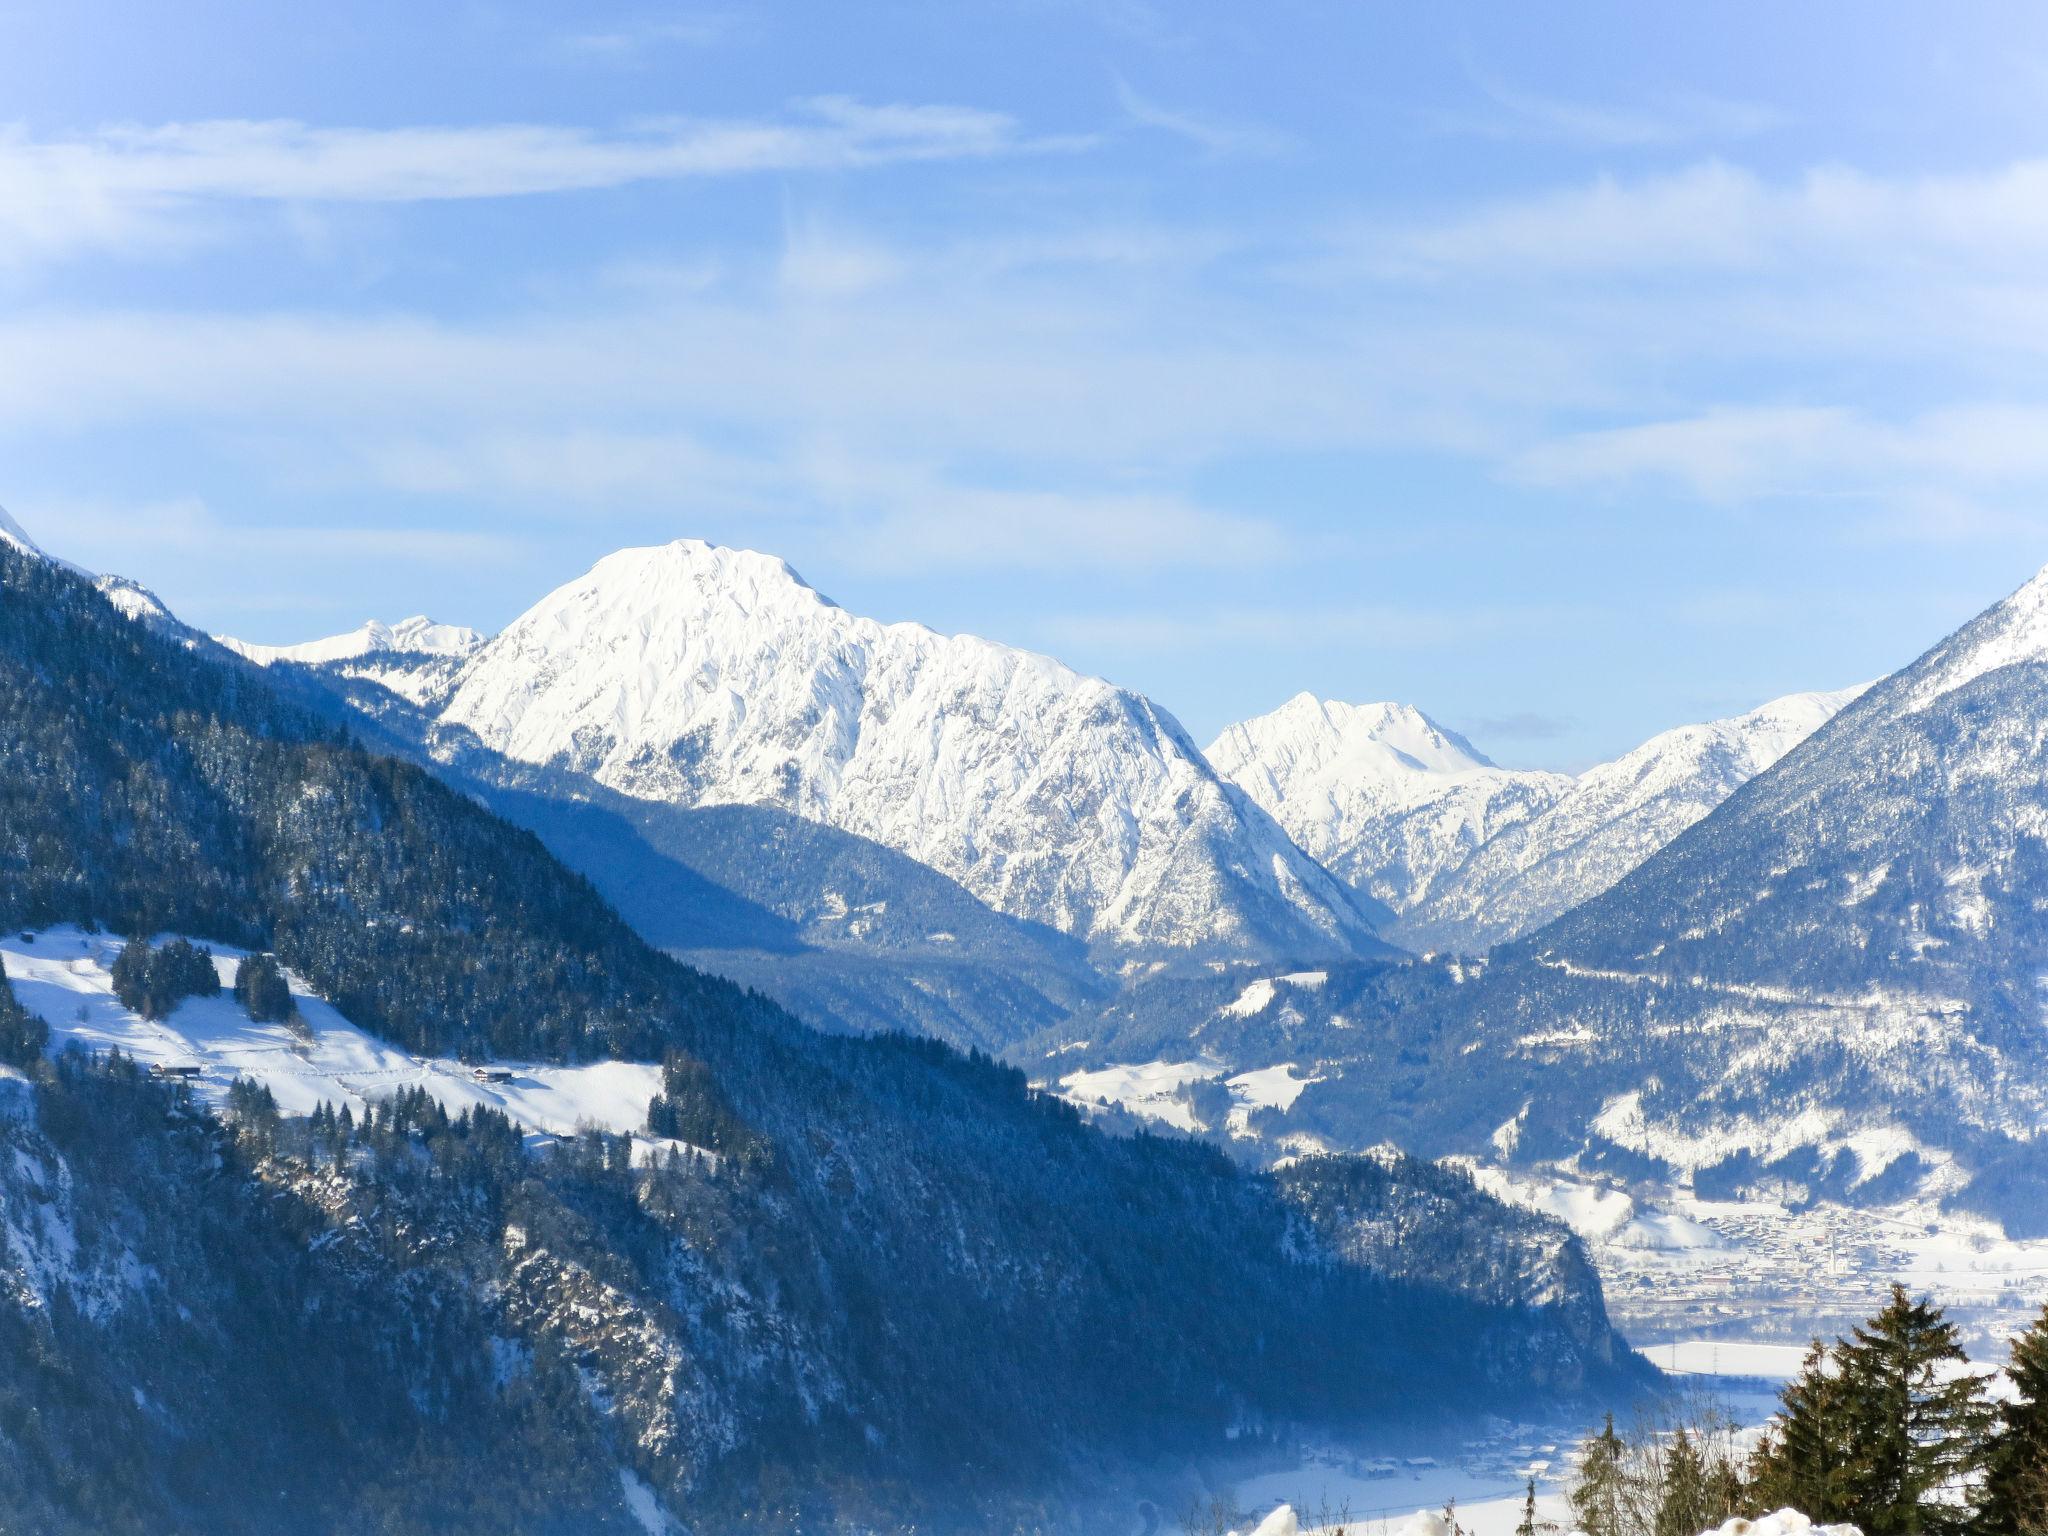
[0,506,89,577]
[1209,687,1861,954]
[0,505,38,555]
[1397,685,1866,951]
[1206,695,1570,915]
[219,614,486,704]
[430,539,1386,961]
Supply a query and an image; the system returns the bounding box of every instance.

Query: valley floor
[1214,1339,1802,1536]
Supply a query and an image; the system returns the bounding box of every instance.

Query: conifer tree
[0,972,46,1068]
[1571,1415,1628,1536]
[1983,1304,2048,1535]
[1831,1286,1993,1535]
[233,952,295,1024]
[1517,1478,1539,1536]
[111,938,150,1014]
[1656,1428,1718,1536]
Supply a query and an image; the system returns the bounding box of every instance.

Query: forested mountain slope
[0,539,1641,1532]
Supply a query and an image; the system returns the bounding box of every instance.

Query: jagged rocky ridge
[0,536,1640,1532]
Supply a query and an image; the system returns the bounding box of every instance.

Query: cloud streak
[0,99,1062,262]
[1112,78,1290,158]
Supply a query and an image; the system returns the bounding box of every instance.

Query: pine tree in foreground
[1983,1304,2048,1536]
[1831,1285,1995,1536]
[1752,1288,1994,1536]
[1655,1428,1722,1536]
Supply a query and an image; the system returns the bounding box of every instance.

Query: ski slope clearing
[1,928,679,1155]
[1058,1058,1215,1131]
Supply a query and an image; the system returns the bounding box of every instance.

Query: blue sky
[8,1,2048,766]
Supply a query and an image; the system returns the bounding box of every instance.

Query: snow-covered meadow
[1,927,688,1159]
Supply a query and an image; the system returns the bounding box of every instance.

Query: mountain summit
[433,539,1385,961]
[1205,694,1570,917]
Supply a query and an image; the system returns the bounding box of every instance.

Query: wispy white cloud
[0,99,1061,264]
[1040,600,1568,653]
[1375,158,2048,276]
[1434,66,1784,147]
[24,495,526,569]
[359,428,1287,574]
[556,14,740,61]
[1112,77,1290,158]
[1512,403,2048,539]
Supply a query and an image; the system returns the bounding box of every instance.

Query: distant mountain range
[218,535,1870,977]
[1208,686,1864,953]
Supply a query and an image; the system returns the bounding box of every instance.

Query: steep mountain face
[314,657,1120,1055]
[1206,695,1570,917]
[1397,686,1865,951]
[0,535,1641,1531]
[1209,688,1860,954]
[430,540,1384,962]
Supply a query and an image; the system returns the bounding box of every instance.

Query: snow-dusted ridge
[1398,683,1868,950]
[0,506,89,578]
[218,614,485,667]
[430,538,1382,959]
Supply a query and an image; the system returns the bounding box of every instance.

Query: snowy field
[1,927,691,1160]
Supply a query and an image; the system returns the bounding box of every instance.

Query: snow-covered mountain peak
[1206,694,1569,914]
[1894,560,2048,713]
[0,506,90,576]
[436,537,1380,958]
[93,575,176,627]
[582,537,839,623]
[1209,694,1497,793]
[218,615,485,667]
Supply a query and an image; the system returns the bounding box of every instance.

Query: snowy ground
[1056,1056,1326,1140]
[1,927,692,1161]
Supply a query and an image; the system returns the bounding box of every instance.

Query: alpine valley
[12,510,2048,1531]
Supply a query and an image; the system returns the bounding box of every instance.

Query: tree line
[1566,1285,2048,1536]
